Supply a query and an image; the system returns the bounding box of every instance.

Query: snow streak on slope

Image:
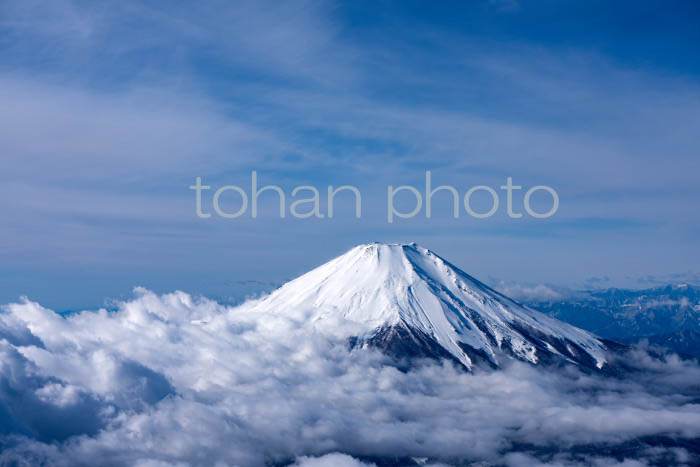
[251,243,608,369]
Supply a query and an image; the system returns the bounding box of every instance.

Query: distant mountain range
[522,285,700,357]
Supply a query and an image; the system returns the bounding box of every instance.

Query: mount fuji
[251,243,609,370]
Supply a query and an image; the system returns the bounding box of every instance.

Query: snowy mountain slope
[250,243,608,370]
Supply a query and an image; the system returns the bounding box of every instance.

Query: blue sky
[1,0,699,310]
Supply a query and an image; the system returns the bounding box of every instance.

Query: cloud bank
[0,289,699,466]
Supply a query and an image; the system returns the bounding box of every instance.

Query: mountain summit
[254,243,608,370]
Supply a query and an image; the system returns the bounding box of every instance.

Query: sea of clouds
[1,288,699,466]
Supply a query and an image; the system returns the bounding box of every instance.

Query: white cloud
[489,279,568,301]
[0,290,699,465]
[291,453,376,467]
[2,2,700,294]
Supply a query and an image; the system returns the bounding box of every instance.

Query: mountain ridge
[529,284,700,340]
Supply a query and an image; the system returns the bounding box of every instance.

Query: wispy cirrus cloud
[1,1,700,308]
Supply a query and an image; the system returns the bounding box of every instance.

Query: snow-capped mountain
[252,243,608,370]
